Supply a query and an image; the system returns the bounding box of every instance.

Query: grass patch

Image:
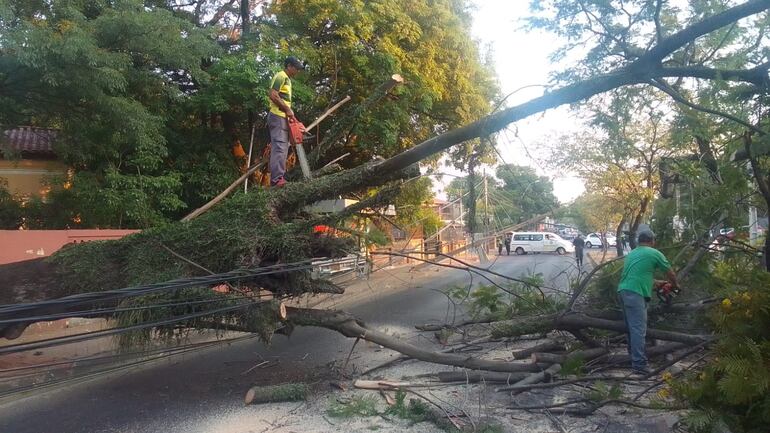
[327,395,380,418]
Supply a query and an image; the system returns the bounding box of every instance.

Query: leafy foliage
[0,180,23,229]
[447,273,565,322]
[0,0,496,228]
[445,164,558,228]
[673,258,770,433]
[327,395,381,418]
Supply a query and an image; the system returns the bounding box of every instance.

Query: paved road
[0,253,577,433]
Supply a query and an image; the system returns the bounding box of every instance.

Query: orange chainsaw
[288,117,312,179]
[654,281,680,304]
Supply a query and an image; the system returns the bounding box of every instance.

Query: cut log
[512,341,566,359]
[530,348,608,365]
[601,342,688,364]
[353,380,414,390]
[496,364,562,393]
[436,371,529,384]
[244,383,309,405]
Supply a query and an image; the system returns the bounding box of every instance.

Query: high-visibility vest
[269,70,292,118]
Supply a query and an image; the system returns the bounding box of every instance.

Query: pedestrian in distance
[497,236,504,255]
[267,56,305,188]
[617,230,679,376]
[504,233,512,255]
[572,234,585,267]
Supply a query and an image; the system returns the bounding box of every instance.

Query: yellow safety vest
[269,70,292,118]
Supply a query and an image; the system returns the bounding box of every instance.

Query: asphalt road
[0,253,577,433]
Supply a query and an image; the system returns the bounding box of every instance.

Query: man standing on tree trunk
[617,230,678,376]
[267,56,305,187]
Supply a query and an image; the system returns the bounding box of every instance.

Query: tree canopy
[0,0,497,228]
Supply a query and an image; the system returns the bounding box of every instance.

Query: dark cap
[637,230,655,243]
[284,56,305,70]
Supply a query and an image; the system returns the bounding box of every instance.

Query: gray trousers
[267,113,290,185]
[619,290,648,370]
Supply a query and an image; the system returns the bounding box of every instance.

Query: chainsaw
[287,118,312,179]
[654,281,680,304]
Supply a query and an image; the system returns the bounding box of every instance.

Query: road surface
[0,253,577,433]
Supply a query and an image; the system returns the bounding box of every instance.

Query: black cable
[0,293,274,325]
[0,261,315,316]
[0,300,264,355]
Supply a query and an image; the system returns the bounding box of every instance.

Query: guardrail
[311,254,369,282]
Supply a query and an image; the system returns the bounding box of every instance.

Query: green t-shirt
[617,246,671,299]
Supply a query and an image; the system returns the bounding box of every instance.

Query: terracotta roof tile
[2,127,58,156]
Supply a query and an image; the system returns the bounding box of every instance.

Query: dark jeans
[575,247,584,266]
[267,113,290,185]
[619,290,648,370]
[504,242,511,255]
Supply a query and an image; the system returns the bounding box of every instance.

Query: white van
[508,232,575,255]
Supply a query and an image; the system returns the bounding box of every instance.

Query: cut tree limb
[285,307,546,373]
[181,162,265,221]
[496,364,562,393]
[531,348,608,365]
[436,371,529,384]
[492,312,710,345]
[512,340,567,360]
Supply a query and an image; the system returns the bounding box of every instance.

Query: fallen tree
[0,2,765,404]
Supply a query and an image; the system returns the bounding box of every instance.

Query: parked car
[508,232,575,255]
[585,233,617,248]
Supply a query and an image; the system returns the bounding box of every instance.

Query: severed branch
[284,307,546,373]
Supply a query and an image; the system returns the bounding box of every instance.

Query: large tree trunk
[615,215,627,256]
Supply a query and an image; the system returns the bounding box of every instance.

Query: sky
[435,0,586,204]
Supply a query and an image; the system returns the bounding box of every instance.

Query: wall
[0,230,137,265]
[0,160,67,196]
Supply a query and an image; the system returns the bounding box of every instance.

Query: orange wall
[0,160,67,196]
[0,230,138,265]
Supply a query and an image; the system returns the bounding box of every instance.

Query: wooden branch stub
[353,380,412,390]
[278,302,287,321]
[244,383,309,405]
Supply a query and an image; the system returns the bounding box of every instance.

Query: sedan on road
[585,233,617,248]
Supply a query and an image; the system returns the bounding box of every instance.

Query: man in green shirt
[267,56,305,187]
[617,230,678,375]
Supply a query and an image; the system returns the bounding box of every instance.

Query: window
[532,234,544,241]
[513,234,528,241]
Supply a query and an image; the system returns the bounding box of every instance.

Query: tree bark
[531,347,608,364]
[492,312,709,345]
[496,364,562,393]
[512,340,566,360]
[615,215,627,256]
[436,371,529,384]
[285,307,546,373]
